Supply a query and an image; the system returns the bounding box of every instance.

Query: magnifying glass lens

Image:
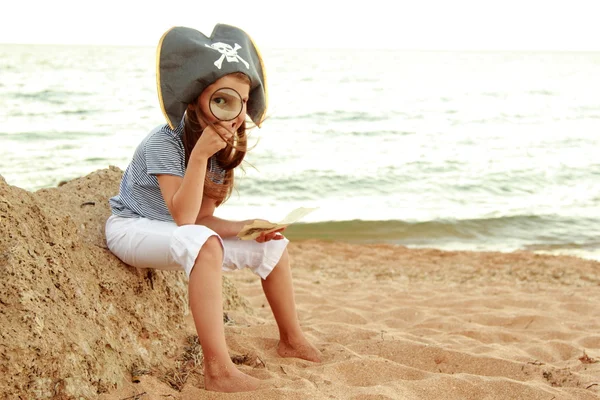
[209,88,243,121]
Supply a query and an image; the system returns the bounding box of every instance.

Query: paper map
[236,207,318,241]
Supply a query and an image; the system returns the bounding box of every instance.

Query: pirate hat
[156,24,268,129]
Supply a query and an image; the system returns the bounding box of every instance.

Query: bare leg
[261,248,321,362]
[189,236,261,392]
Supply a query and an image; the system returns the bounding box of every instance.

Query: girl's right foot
[203,362,262,392]
[278,336,322,362]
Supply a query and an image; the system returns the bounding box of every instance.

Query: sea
[1,44,599,261]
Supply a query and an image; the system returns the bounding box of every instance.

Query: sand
[1,168,599,399]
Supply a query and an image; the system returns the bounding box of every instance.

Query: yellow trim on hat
[245,31,268,128]
[156,27,175,129]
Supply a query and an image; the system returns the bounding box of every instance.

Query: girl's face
[198,74,250,131]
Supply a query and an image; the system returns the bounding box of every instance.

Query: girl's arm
[157,155,208,226]
[196,197,286,241]
[195,196,251,238]
[157,124,231,226]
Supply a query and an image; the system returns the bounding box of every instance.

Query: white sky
[2,0,599,51]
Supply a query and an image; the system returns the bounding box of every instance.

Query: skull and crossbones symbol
[205,42,250,70]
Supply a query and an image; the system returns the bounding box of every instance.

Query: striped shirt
[109,120,225,222]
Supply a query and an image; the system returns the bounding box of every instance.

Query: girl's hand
[255,227,286,243]
[191,123,233,160]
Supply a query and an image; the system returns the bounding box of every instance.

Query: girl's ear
[188,96,200,111]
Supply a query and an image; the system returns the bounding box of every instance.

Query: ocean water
[1,44,599,260]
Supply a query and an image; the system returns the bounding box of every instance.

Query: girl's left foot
[277,336,322,362]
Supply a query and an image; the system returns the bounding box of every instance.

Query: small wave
[242,173,398,198]
[11,89,93,104]
[284,215,600,251]
[272,110,387,122]
[576,105,600,111]
[529,90,555,96]
[59,109,96,116]
[0,131,52,141]
[12,92,65,105]
[339,77,379,83]
[500,112,532,120]
[1,131,104,141]
[7,109,96,118]
[324,129,415,137]
[524,241,600,251]
[481,92,506,98]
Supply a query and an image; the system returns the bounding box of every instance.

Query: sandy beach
[102,243,600,400]
[1,169,599,399]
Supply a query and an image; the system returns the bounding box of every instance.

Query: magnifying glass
[209,88,244,121]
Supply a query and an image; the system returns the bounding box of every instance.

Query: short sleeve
[145,129,185,177]
[208,156,227,184]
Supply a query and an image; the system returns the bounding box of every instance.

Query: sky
[1,0,599,51]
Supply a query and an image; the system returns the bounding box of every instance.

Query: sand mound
[0,167,248,399]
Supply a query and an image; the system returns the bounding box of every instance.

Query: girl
[105,25,320,393]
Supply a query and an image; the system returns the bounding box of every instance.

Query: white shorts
[105,215,289,279]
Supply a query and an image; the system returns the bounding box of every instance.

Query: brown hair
[183,72,250,206]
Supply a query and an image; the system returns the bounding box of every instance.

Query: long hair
[182,73,249,206]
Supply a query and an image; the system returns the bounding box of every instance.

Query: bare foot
[204,363,262,392]
[278,337,322,362]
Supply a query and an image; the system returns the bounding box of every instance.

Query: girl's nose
[230,112,244,131]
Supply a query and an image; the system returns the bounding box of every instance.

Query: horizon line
[1,42,600,53]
